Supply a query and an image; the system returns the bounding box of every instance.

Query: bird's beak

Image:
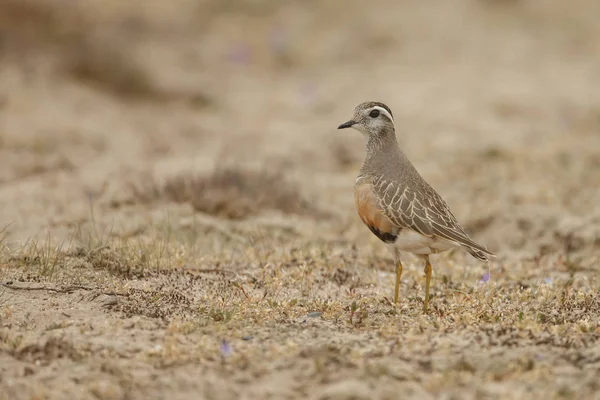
[337,120,356,129]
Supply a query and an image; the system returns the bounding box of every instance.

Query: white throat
[351,124,370,141]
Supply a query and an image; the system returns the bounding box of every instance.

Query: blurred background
[0,0,599,267]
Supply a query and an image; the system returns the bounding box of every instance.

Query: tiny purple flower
[543,277,552,285]
[220,340,232,358]
[480,272,490,283]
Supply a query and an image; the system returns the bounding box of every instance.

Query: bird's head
[337,101,395,140]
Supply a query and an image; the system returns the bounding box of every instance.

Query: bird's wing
[373,177,494,259]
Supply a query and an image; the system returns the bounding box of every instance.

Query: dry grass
[0,0,212,104]
[63,38,159,101]
[0,0,82,53]
[121,166,321,220]
[1,230,599,399]
[0,0,153,99]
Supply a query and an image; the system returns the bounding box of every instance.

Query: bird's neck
[364,129,402,160]
[361,130,410,177]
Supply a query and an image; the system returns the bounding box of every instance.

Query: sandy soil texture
[1,0,600,399]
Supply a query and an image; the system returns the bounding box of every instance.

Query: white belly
[386,229,456,255]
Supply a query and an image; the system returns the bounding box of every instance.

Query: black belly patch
[367,225,397,243]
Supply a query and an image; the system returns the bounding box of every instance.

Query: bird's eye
[369,109,380,118]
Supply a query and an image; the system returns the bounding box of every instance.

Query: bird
[337,101,494,312]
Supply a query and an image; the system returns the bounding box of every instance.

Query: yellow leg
[394,260,403,304]
[423,257,432,313]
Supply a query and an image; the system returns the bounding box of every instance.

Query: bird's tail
[467,246,495,262]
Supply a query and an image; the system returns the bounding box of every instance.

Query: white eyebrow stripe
[371,106,394,122]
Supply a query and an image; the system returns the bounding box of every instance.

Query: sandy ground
[1,0,600,399]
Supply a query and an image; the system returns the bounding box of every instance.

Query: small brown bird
[338,101,494,312]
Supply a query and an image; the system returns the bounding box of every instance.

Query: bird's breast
[354,181,399,243]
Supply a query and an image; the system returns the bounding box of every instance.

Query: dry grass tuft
[63,38,214,104]
[124,166,321,220]
[113,286,196,320]
[0,0,212,104]
[0,0,152,99]
[12,337,83,364]
[63,38,160,101]
[0,0,84,53]
[68,245,145,278]
[169,167,318,219]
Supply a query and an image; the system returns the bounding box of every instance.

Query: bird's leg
[423,256,432,313]
[394,259,403,304]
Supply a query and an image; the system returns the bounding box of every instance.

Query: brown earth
[1,0,600,399]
